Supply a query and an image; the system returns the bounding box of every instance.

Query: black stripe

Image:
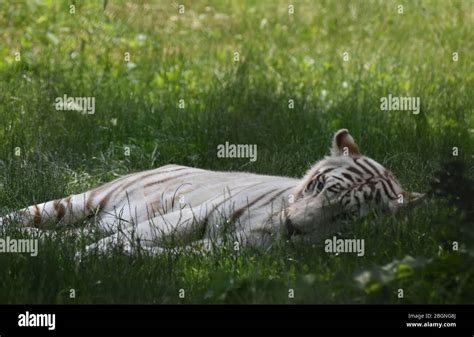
[363,159,384,176]
[341,172,355,182]
[258,187,294,209]
[342,196,352,207]
[229,188,280,222]
[380,179,398,199]
[144,171,201,188]
[327,185,340,193]
[320,167,335,176]
[384,177,399,197]
[379,179,398,200]
[200,184,259,234]
[346,166,364,177]
[353,158,375,177]
[339,189,352,202]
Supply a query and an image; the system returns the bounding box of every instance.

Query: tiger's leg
[80,218,276,257]
[78,234,223,259]
[80,229,275,258]
[79,205,208,255]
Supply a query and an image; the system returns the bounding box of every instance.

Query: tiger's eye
[316,181,325,192]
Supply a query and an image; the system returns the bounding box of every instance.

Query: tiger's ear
[331,129,361,157]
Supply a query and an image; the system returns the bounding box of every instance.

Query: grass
[0,0,473,304]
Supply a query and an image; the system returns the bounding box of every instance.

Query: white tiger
[0,129,424,254]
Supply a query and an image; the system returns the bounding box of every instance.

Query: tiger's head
[286,129,424,236]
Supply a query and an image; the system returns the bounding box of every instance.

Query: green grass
[0,0,473,304]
